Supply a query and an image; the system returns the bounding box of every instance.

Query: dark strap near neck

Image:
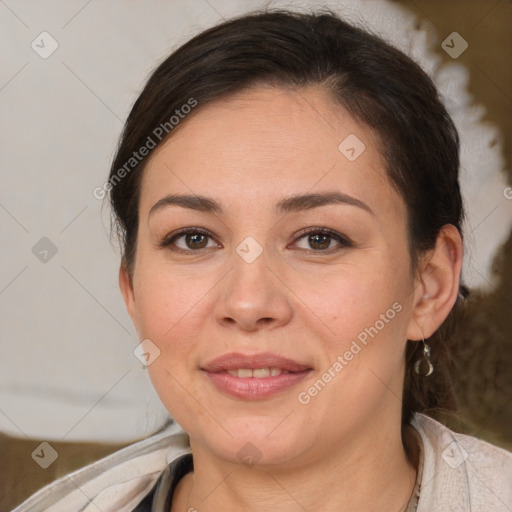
[132,453,194,511]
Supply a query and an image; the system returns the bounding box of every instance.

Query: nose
[214,247,293,332]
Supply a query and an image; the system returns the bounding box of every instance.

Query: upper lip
[201,352,312,373]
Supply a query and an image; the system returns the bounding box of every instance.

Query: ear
[406,224,463,341]
[119,261,136,324]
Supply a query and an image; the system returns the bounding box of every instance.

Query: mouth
[201,352,313,399]
[223,367,292,378]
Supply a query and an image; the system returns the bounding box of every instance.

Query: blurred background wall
[1,0,511,509]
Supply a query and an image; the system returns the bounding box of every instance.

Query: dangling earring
[414,337,433,376]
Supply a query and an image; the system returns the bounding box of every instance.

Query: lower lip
[203,370,312,399]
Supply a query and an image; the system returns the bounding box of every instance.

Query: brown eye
[307,233,332,250]
[160,228,219,253]
[184,232,209,249]
[293,228,352,253]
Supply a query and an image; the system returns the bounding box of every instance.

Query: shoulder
[411,413,512,512]
[13,422,191,512]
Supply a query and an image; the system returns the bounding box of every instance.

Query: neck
[171,416,419,512]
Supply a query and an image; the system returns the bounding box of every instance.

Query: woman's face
[122,85,423,467]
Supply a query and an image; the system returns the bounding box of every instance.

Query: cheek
[295,270,411,414]
[131,258,223,406]
[299,257,409,343]
[132,268,210,422]
[306,268,413,403]
[133,259,211,340]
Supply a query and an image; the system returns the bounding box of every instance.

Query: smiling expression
[121,85,421,467]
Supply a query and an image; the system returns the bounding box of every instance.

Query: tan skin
[119,85,463,512]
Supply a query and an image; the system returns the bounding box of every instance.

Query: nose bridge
[214,235,292,330]
[229,236,275,303]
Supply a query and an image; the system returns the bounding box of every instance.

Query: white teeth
[226,368,285,378]
[253,368,270,378]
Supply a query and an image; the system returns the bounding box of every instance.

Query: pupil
[187,233,207,249]
[310,234,330,250]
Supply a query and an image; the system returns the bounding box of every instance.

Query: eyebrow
[149,191,374,217]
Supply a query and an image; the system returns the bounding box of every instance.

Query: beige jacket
[13,414,512,511]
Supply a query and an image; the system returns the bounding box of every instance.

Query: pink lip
[202,352,311,372]
[201,352,313,400]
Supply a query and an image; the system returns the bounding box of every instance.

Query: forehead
[139,85,402,218]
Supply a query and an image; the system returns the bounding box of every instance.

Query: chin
[214,435,304,468]
[188,413,311,468]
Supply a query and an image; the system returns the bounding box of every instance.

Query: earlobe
[119,262,136,323]
[406,224,463,341]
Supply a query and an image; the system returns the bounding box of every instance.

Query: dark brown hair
[108,9,464,425]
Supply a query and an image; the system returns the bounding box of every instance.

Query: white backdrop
[1,0,511,442]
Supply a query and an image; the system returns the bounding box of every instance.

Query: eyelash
[158,226,353,255]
